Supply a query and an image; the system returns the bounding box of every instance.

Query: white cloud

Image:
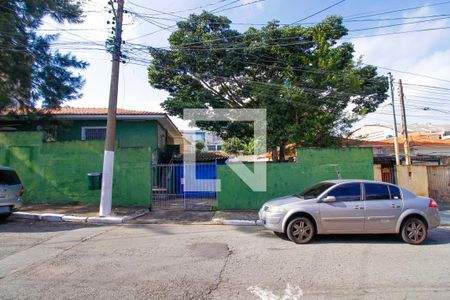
[351,6,450,127]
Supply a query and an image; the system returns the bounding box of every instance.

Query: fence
[217,148,374,210]
[427,166,450,203]
[152,162,217,210]
[0,132,151,207]
[384,165,450,203]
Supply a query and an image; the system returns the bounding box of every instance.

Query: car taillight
[429,198,439,208]
[19,185,24,197]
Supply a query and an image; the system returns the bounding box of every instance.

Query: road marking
[248,283,303,300]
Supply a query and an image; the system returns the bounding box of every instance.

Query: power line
[349,25,450,39]
[210,0,240,13]
[291,0,346,25]
[365,65,450,84]
[344,0,450,20]
[212,0,265,14]
[400,82,450,91]
[349,16,450,32]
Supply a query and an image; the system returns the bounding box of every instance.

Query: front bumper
[259,208,286,232]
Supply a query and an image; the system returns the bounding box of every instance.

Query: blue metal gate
[151,162,218,210]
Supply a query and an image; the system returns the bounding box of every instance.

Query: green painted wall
[217,148,374,210]
[0,132,151,207]
[57,119,159,150]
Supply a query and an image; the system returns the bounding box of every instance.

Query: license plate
[0,206,11,214]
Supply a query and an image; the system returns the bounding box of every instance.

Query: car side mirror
[322,196,336,203]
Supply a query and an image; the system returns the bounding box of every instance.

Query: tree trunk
[271,147,278,162]
[279,142,286,162]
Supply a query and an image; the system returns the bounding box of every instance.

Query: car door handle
[354,205,364,209]
[391,204,401,209]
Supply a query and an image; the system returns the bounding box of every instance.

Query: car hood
[264,195,317,207]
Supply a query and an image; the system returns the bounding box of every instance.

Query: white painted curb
[223,220,257,226]
[40,213,64,222]
[87,216,124,224]
[62,215,88,223]
[211,218,263,226]
[12,212,41,220]
[11,209,150,225]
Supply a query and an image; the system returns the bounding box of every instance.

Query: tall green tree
[148,12,388,161]
[0,0,88,111]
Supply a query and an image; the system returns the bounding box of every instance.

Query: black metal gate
[151,163,218,210]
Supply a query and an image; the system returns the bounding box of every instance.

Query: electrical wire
[291,0,346,25]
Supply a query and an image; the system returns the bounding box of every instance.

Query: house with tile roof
[0,107,183,163]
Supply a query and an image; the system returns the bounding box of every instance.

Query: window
[81,127,106,141]
[0,170,21,185]
[388,185,402,199]
[298,182,335,199]
[364,183,390,200]
[327,183,361,202]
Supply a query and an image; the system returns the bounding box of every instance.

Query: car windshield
[297,182,335,199]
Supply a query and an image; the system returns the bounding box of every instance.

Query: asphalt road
[1,219,450,300]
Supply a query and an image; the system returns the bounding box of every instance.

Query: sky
[41,0,450,130]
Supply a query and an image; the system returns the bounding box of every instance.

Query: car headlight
[266,206,286,213]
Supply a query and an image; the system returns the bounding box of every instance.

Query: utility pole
[388,73,400,165]
[398,79,412,166]
[99,0,125,216]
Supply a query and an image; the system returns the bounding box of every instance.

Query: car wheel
[401,218,427,245]
[273,231,289,240]
[0,213,12,221]
[287,217,315,244]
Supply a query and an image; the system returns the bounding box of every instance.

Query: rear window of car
[0,170,21,185]
[364,183,390,200]
[388,185,402,199]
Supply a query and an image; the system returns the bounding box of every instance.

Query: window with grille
[81,127,106,141]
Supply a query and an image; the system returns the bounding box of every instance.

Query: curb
[12,208,150,225]
[212,218,263,226]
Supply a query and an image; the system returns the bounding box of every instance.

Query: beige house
[349,124,396,141]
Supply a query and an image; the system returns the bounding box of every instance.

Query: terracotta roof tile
[348,136,450,147]
[2,107,165,116]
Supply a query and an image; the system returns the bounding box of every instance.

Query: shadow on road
[0,219,101,233]
[234,225,450,245]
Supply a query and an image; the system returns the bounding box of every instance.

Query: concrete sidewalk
[127,210,260,225]
[12,204,450,227]
[13,204,148,224]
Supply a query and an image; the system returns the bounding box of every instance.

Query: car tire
[287,217,315,244]
[0,213,12,221]
[273,231,289,240]
[401,217,427,245]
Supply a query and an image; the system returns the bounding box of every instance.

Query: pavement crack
[205,244,232,298]
[0,226,116,281]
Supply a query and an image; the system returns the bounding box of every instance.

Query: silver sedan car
[0,167,23,220]
[259,180,440,245]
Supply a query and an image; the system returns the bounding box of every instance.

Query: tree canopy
[0,0,88,111]
[148,12,388,160]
